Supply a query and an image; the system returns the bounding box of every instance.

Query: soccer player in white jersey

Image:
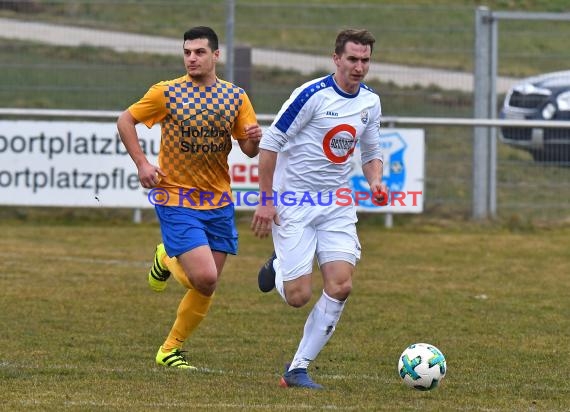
[251,28,387,389]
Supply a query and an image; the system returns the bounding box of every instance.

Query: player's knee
[325,279,352,301]
[286,294,311,308]
[189,270,218,296]
[285,288,312,308]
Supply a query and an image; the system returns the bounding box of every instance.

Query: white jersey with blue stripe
[260,74,383,194]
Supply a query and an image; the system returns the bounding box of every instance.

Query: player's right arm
[252,82,316,238]
[117,83,168,188]
[251,147,278,238]
[117,110,164,189]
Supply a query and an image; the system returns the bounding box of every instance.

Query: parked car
[499,70,570,161]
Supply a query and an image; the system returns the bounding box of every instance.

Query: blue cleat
[279,365,324,390]
[258,251,277,293]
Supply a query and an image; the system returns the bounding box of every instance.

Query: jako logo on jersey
[326,111,339,116]
[322,124,357,164]
[360,110,369,124]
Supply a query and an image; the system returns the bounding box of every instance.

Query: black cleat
[258,251,277,292]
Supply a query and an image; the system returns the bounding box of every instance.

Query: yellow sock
[163,256,193,289]
[162,288,213,351]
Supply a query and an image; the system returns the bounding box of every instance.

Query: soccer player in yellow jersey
[117,26,262,369]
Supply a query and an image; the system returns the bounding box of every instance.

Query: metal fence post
[489,14,499,219]
[234,44,252,93]
[133,208,142,224]
[225,0,235,83]
[473,6,492,220]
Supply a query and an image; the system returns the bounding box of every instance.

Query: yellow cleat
[148,243,170,292]
[155,347,197,370]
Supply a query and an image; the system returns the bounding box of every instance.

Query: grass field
[1,216,569,411]
[1,4,569,405]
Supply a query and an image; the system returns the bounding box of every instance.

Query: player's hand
[372,181,389,205]
[251,204,279,238]
[244,124,262,143]
[138,162,166,189]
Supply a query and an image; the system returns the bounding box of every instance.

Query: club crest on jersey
[360,110,369,124]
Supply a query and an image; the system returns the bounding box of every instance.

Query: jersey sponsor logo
[181,126,228,139]
[180,139,228,153]
[330,138,353,150]
[322,124,357,164]
[180,126,229,153]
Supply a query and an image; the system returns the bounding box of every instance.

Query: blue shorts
[155,204,238,257]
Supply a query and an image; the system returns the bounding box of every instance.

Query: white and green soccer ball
[398,343,447,391]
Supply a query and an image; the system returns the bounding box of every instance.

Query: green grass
[0,38,476,115]
[2,0,569,111]
[0,39,183,110]
[1,217,569,411]
[2,0,570,76]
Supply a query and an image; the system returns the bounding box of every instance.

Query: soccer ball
[398,343,446,391]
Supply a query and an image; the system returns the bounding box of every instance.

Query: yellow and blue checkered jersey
[128,75,257,209]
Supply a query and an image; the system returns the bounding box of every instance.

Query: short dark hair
[183,26,219,51]
[334,29,375,55]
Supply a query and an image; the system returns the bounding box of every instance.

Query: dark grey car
[500,70,570,161]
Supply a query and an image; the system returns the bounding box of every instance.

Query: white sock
[273,257,286,301]
[288,290,346,371]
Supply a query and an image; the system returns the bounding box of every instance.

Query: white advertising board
[0,121,424,212]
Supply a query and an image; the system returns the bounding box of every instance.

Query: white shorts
[272,201,361,282]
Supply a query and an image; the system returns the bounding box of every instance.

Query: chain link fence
[1,1,569,224]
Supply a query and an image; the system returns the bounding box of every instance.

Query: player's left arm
[362,158,387,203]
[233,91,262,158]
[360,98,387,202]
